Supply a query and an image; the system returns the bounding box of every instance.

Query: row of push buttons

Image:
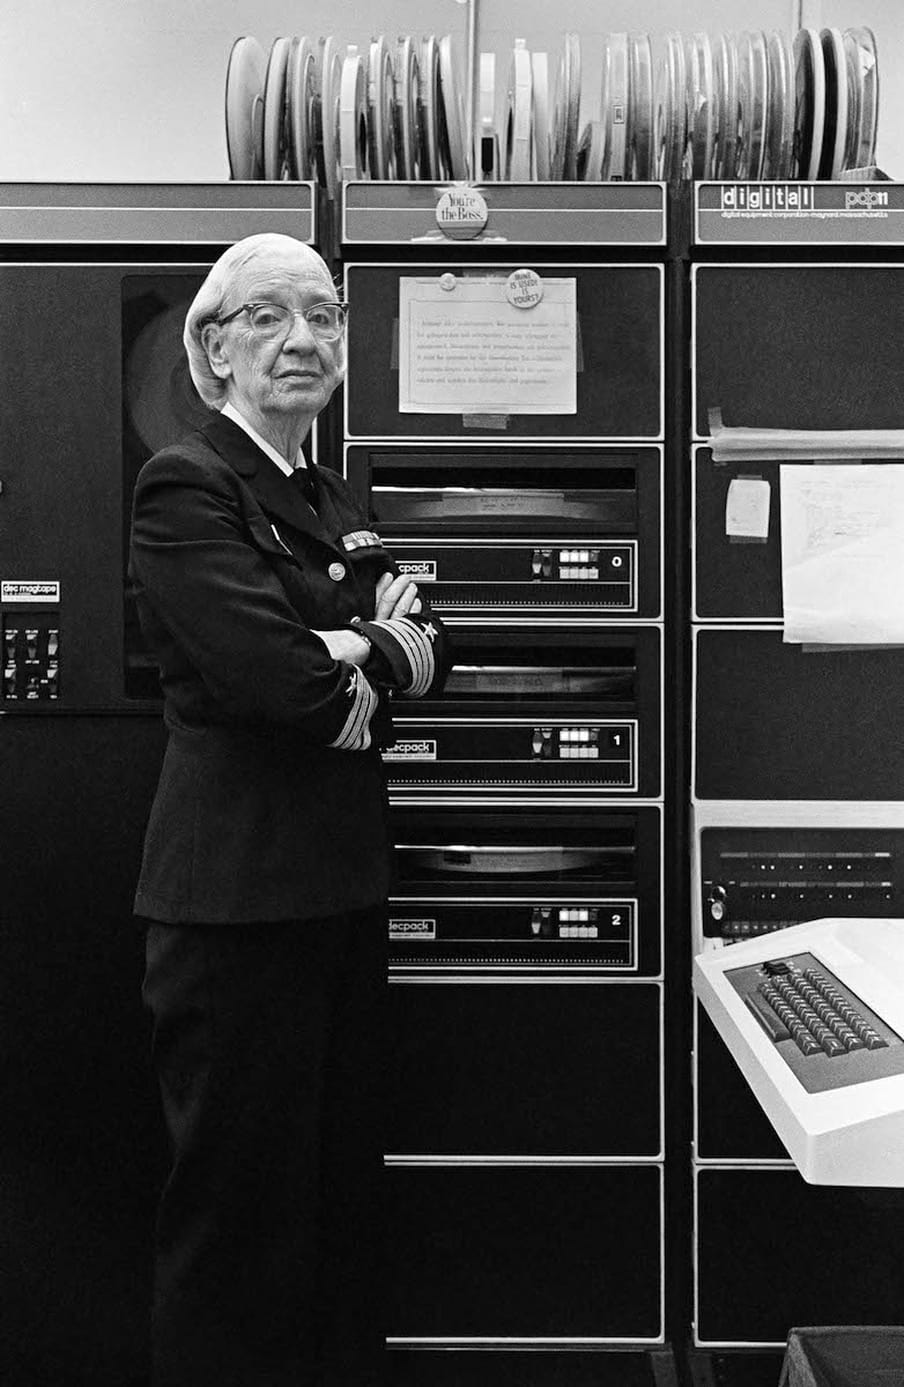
[559,906,598,939]
[723,919,790,940]
[531,727,602,760]
[529,905,600,940]
[719,903,894,939]
[530,548,605,581]
[560,727,601,760]
[559,548,623,581]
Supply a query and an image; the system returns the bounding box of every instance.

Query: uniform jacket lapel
[200,411,331,546]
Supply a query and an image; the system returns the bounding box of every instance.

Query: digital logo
[719,184,815,211]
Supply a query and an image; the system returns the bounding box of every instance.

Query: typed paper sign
[398,274,577,415]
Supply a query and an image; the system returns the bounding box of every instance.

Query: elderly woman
[130,232,446,1387]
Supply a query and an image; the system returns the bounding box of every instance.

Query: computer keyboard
[726,951,904,1094]
[693,918,904,1185]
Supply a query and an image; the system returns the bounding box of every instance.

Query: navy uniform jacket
[129,411,448,924]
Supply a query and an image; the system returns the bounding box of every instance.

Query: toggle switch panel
[2,615,60,702]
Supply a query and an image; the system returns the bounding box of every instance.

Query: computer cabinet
[689,194,904,1370]
[340,182,678,1382]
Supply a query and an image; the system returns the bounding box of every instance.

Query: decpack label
[397,560,437,580]
[388,917,437,940]
[383,739,438,761]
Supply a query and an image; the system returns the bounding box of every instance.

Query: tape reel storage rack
[339,181,678,1385]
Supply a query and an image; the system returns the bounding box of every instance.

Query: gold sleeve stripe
[372,616,434,696]
[329,666,378,750]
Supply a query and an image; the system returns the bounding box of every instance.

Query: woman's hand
[310,628,371,667]
[374,571,422,620]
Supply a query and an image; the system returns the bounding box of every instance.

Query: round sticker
[505,268,544,309]
[434,186,489,240]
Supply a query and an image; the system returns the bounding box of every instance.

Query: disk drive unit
[388,802,662,978]
[344,442,663,622]
[384,623,661,801]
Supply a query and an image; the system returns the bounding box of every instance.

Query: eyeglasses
[215,301,349,341]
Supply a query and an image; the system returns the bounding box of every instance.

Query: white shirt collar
[219,401,307,478]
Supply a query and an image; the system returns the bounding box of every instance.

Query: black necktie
[290,466,317,507]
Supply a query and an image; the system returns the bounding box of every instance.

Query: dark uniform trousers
[141,905,387,1387]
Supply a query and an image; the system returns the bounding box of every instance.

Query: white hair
[184,234,344,407]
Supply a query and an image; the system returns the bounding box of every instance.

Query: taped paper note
[398,275,577,414]
[726,477,770,540]
[780,464,904,643]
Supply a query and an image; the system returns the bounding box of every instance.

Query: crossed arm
[311,572,422,666]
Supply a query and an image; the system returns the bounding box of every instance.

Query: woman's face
[206,247,344,429]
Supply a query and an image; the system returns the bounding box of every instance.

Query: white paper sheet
[398,275,577,415]
[780,464,904,643]
[725,477,770,539]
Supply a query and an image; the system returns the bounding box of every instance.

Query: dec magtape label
[2,580,61,603]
